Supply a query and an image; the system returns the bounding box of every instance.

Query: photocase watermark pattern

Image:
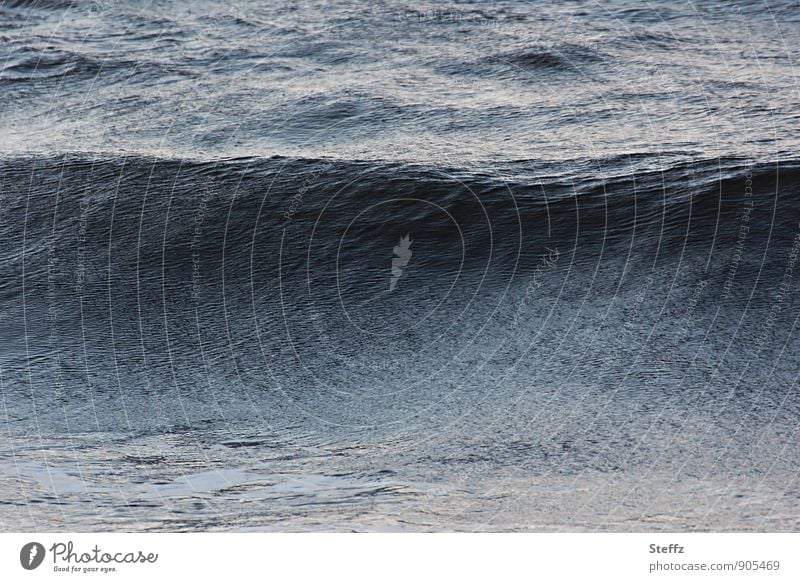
[283,161,335,221]
[401,9,524,31]
[721,167,754,300]
[191,185,215,303]
[510,247,559,328]
[389,234,413,292]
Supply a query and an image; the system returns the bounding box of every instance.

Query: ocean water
[1,0,799,531]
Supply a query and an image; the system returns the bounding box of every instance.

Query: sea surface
[1,0,799,531]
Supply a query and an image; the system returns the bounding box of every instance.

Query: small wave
[499,43,606,72]
[0,46,107,82]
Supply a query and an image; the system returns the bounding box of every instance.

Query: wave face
[1,0,800,531]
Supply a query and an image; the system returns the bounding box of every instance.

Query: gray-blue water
[1,0,799,531]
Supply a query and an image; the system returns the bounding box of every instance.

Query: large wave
[2,153,798,434]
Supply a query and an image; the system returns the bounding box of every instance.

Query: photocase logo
[389,234,413,291]
[20,542,46,570]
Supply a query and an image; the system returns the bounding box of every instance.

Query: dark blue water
[1,0,799,531]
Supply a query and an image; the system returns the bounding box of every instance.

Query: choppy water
[1,0,799,531]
